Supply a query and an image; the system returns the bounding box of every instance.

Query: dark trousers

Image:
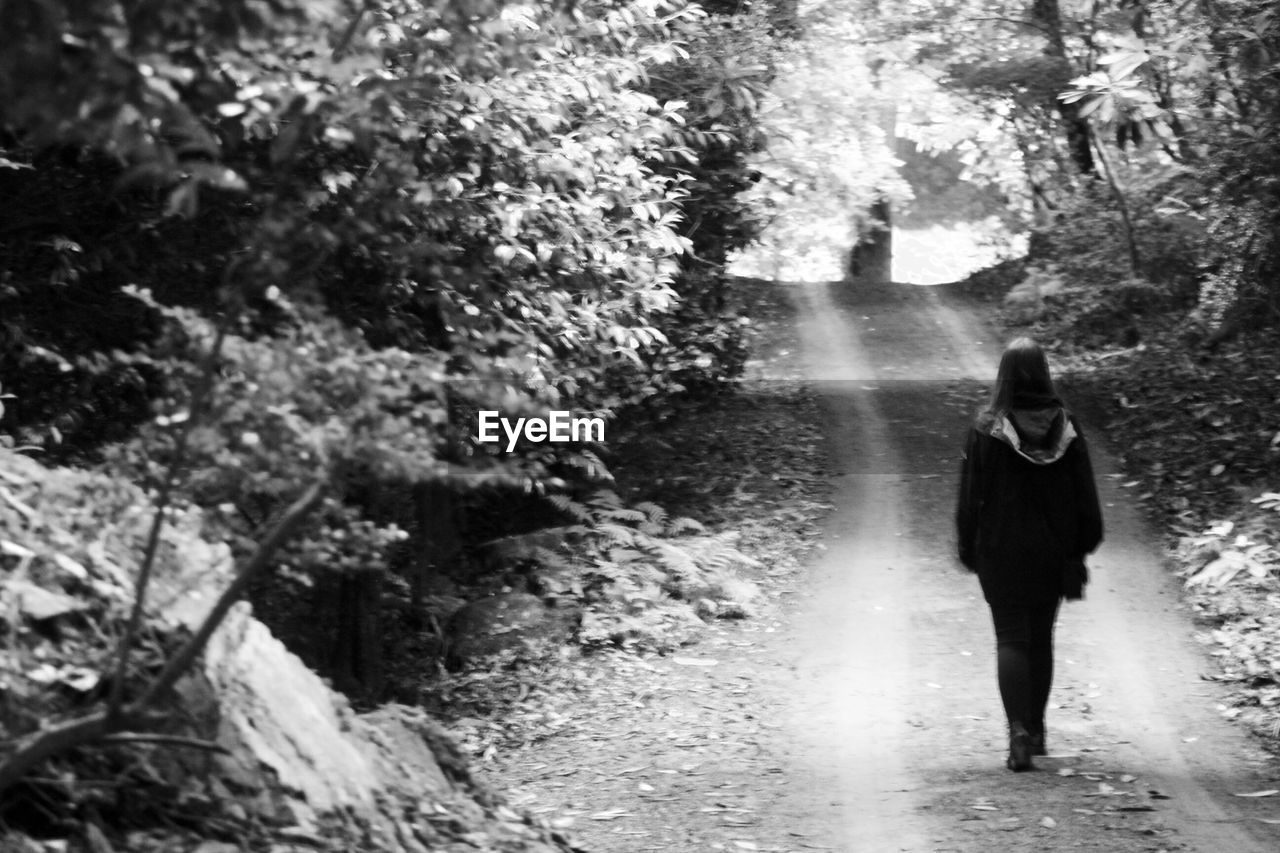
[989,601,1060,735]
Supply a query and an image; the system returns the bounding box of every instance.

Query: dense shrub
[0,0,787,709]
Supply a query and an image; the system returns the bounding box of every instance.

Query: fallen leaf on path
[1057,768,1076,777]
[1234,790,1280,798]
[971,804,998,811]
[1040,817,1057,828]
[1120,774,1136,783]
[1073,808,1097,816]
[588,809,631,821]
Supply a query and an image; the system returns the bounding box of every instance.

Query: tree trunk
[319,567,384,701]
[849,64,895,283]
[1089,126,1141,278]
[1032,0,1095,174]
[411,481,461,614]
[851,197,893,283]
[1133,1,1197,162]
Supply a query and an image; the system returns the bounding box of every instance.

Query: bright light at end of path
[893,223,1027,286]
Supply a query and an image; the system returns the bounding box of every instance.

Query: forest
[1,0,1279,850]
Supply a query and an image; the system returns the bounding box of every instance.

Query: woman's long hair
[989,337,1058,415]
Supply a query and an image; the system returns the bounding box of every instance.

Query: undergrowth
[407,277,830,763]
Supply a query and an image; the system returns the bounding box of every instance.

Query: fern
[595,521,637,546]
[701,550,741,572]
[647,540,699,577]
[666,516,705,535]
[605,547,647,565]
[586,490,623,510]
[519,488,763,640]
[529,545,571,572]
[547,493,593,524]
[559,449,613,482]
[603,506,647,525]
[635,501,667,525]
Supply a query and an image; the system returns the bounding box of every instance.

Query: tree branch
[967,16,1054,37]
[333,1,376,61]
[0,711,161,794]
[136,479,326,708]
[101,733,229,754]
[107,305,236,724]
[1088,125,1141,277]
[0,480,326,795]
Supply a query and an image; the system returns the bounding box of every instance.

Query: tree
[731,3,910,279]
[1031,0,1095,174]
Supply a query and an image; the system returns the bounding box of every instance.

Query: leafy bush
[0,1,786,736]
[1030,166,1204,294]
[0,0,774,463]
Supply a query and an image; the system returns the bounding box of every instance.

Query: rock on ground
[168,602,580,852]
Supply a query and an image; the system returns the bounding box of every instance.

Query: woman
[955,337,1103,771]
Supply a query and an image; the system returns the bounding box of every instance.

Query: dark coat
[955,402,1104,605]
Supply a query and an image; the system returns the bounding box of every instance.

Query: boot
[1028,728,1047,757]
[1007,723,1033,772]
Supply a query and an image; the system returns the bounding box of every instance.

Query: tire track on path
[768,277,1280,852]
[769,279,928,852]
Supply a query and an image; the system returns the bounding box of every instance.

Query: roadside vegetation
[0,0,813,848]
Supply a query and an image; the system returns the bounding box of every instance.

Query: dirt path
[769,277,1280,852]
[491,276,1280,853]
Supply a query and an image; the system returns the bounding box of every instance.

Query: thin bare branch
[136,479,326,708]
[1089,125,1141,276]
[107,315,233,724]
[0,480,325,795]
[0,711,161,793]
[967,16,1053,37]
[101,733,229,754]
[333,1,376,61]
